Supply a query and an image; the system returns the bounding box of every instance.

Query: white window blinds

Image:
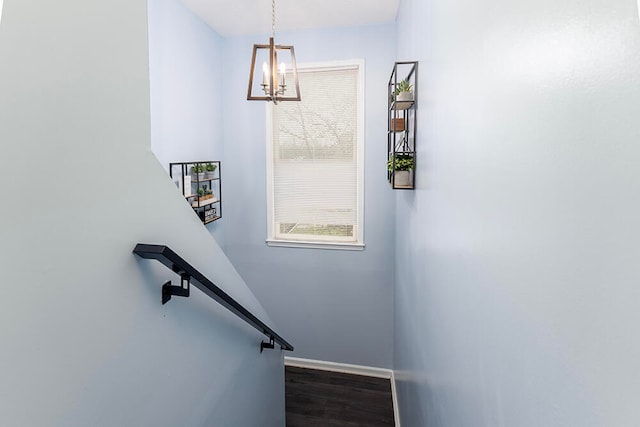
[268,63,364,247]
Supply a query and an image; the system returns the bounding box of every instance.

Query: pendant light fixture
[247,0,301,103]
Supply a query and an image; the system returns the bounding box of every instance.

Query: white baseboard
[284,357,401,426]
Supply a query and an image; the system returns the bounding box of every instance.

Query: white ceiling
[180,0,400,37]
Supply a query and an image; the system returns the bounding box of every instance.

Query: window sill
[266,239,365,251]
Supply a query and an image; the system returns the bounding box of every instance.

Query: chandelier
[247,0,301,103]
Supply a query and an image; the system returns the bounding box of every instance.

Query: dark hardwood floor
[285,366,395,426]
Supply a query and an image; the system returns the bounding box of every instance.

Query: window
[266,60,364,250]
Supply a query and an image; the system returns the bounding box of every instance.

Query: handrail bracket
[260,336,275,353]
[162,274,191,304]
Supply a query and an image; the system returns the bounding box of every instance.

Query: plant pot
[191,172,205,181]
[396,91,413,102]
[394,170,411,187]
[390,118,405,132]
[204,172,216,179]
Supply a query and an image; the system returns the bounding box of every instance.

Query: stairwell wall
[0,0,284,425]
[148,0,226,247]
[393,0,640,425]
[221,24,397,369]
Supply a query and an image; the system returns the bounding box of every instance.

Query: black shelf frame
[169,161,222,224]
[388,61,418,190]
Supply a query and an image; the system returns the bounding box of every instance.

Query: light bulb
[262,61,269,85]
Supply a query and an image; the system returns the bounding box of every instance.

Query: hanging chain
[271,0,276,38]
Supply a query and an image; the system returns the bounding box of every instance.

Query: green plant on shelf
[391,79,414,102]
[395,79,412,94]
[196,185,213,201]
[190,164,205,173]
[205,163,217,172]
[387,154,415,171]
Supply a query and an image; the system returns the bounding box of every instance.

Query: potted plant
[193,187,206,206]
[204,162,217,179]
[194,186,214,205]
[387,154,415,187]
[190,163,205,181]
[393,79,414,102]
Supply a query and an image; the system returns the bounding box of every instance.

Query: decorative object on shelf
[190,163,205,181]
[387,154,415,171]
[194,186,215,206]
[204,162,217,179]
[201,207,217,222]
[170,161,222,224]
[393,79,414,102]
[247,0,301,103]
[390,117,405,132]
[183,175,192,196]
[387,154,415,187]
[388,61,418,190]
[196,186,210,202]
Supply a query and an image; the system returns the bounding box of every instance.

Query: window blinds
[272,67,359,242]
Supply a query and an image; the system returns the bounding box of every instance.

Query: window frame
[265,59,365,251]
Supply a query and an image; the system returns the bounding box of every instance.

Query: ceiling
[180,0,400,37]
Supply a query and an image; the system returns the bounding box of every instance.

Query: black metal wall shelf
[133,243,294,352]
[170,161,222,224]
[388,61,418,190]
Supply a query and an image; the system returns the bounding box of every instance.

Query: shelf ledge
[390,100,414,110]
[191,198,218,207]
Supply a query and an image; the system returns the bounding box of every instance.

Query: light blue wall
[394,0,640,425]
[0,0,285,425]
[148,0,226,246]
[221,24,397,368]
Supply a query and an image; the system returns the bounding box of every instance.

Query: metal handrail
[133,243,293,352]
